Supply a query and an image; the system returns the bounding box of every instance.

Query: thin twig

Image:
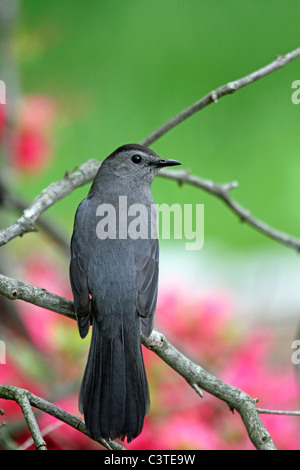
[158,168,300,251]
[140,47,300,146]
[17,421,63,450]
[0,277,276,450]
[257,408,300,417]
[12,388,47,450]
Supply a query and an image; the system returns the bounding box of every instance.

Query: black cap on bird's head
[98,143,182,184]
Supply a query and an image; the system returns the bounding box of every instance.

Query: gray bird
[69,144,181,442]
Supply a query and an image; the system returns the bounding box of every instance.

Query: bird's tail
[79,318,150,442]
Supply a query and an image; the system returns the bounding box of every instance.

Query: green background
[6,1,300,254]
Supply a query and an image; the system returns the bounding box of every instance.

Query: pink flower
[156,285,234,364]
[128,411,223,450]
[11,94,56,173]
[12,130,51,172]
[0,352,45,431]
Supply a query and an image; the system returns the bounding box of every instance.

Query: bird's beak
[156,158,182,167]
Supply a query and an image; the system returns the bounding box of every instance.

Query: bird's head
[99,144,182,186]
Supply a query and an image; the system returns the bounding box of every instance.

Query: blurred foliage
[9,0,300,252]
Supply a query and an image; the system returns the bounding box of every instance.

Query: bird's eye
[131,155,142,164]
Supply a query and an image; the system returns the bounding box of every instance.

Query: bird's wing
[135,238,159,337]
[69,202,91,338]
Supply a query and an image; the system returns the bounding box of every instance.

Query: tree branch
[140,47,300,146]
[257,408,300,417]
[17,421,63,450]
[0,159,100,247]
[0,384,125,450]
[0,273,75,320]
[142,330,275,450]
[13,388,47,450]
[0,273,276,450]
[1,161,300,254]
[158,168,300,251]
[0,176,70,253]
